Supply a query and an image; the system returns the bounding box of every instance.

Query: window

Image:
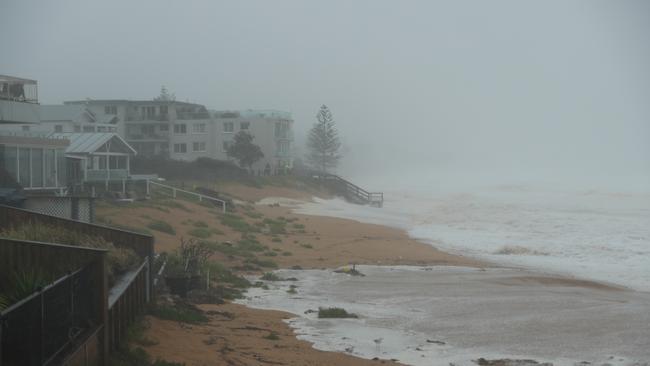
[160,124,169,131]
[223,122,234,133]
[275,121,289,138]
[193,123,207,134]
[173,124,186,134]
[105,105,117,115]
[222,140,233,152]
[54,125,63,133]
[44,149,56,187]
[240,122,250,130]
[173,143,187,153]
[22,125,30,131]
[276,141,290,156]
[193,141,206,152]
[83,125,95,132]
[3,146,17,181]
[74,125,81,132]
[18,148,30,187]
[109,156,127,169]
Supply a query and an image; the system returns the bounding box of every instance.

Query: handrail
[108,257,149,308]
[146,180,227,213]
[318,173,383,207]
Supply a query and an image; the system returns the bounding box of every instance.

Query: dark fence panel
[107,259,149,351]
[0,264,101,366]
[0,204,155,297]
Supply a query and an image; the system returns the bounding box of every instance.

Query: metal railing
[146,180,227,213]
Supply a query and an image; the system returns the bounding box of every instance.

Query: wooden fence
[0,239,106,366]
[107,258,150,351]
[0,205,156,365]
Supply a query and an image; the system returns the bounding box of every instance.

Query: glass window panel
[18,147,30,187]
[57,150,66,187]
[3,145,18,182]
[31,148,43,187]
[44,149,56,187]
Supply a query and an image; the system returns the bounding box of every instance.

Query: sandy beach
[96,183,647,365]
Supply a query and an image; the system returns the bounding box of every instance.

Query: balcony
[125,113,169,122]
[86,169,129,181]
[0,75,40,124]
[176,111,210,120]
[125,133,169,142]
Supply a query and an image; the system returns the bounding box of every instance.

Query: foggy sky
[2,0,649,192]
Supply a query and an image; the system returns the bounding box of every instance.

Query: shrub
[292,223,305,230]
[282,251,292,256]
[300,243,313,249]
[205,262,251,289]
[318,307,358,319]
[264,331,280,340]
[260,272,282,281]
[0,224,140,286]
[193,220,208,228]
[188,227,212,239]
[147,220,176,235]
[271,237,282,243]
[220,214,254,232]
[247,258,278,269]
[150,303,208,324]
[264,251,278,257]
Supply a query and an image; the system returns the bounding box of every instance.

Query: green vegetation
[205,262,250,289]
[188,227,212,239]
[193,220,208,228]
[247,258,278,269]
[287,285,297,294]
[263,331,280,340]
[271,237,282,243]
[300,243,313,249]
[150,302,208,324]
[260,272,282,281]
[318,307,358,319]
[282,251,292,256]
[0,223,140,286]
[156,200,192,212]
[263,218,287,235]
[292,223,305,230]
[263,251,278,257]
[220,214,256,232]
[147,220,176,235]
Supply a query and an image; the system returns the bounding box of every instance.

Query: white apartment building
[64,100,215,161]
[213,109,294,175]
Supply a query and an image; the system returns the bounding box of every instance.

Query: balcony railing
[176,111,210,120]
[86,169,129,181]
[125,113,169,122]
[0,75,38,104]
[126,133,169,141]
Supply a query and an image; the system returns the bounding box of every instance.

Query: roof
[213,109,292,120]
[40,104,88,122]
[48,133,137,155]
[0,75,37,84]
[64,99,205,108]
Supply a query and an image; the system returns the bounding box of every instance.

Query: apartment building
[213,109,294,174]
[64,99,215,161]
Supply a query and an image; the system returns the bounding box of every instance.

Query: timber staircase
[317,173,384,207]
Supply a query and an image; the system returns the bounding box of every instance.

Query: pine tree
[226,131,264,172]
[306,105,341,173]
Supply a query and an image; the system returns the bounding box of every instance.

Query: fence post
[146,180,150,196]
[172,188,176,198]
[145,257,150,303]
